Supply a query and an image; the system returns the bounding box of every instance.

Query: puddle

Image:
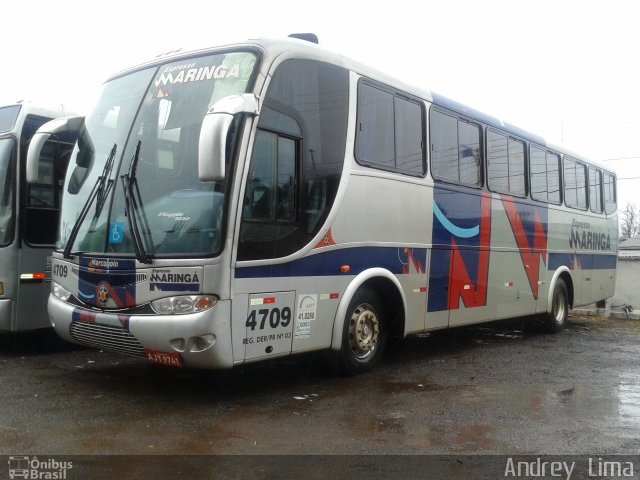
[618,372,640,426]
[382,380,451,394]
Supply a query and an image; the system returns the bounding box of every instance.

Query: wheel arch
[330,268,407,351]
[547,267,574,311]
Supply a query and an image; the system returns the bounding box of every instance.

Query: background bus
[27,36,617,373]
[0,102,75,331]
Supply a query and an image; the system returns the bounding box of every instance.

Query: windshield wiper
[63,143,117,259]
[121,140,153,264]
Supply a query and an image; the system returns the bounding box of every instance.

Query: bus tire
[334,286,387,376]
[545,278,569,333]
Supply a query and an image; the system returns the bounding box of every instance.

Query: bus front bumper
[48,295,234,369]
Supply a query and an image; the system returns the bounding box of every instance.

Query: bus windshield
[59,51,257,258]
[0,138,15,246]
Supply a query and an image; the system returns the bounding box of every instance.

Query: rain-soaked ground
[1,314,639,476]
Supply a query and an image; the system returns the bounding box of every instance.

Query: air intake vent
[70,321,146,358]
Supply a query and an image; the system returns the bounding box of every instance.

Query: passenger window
[356,84,394,168]
[431,110,458,182]
[589,167,603,213]
[530,145,560,204]
[604,172,616,214]
[431,109,481,186]
[546,152,560,204]
[487,130,526,196]
[395,97,424,174]
[355,82,425,175]
[564,157,587,209]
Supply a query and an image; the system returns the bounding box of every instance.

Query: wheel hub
[349,305,380,358]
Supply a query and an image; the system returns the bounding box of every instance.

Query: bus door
[18,125,72,329]
[0,137,18,330]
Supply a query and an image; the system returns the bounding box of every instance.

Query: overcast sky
[3,0,638,208]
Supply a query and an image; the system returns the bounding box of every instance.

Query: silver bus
[27,36,617,373]
[0,102,75,331]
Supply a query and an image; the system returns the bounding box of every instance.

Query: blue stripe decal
[433,201,479,238]
[235,247,427,279]
[548,253,617,271]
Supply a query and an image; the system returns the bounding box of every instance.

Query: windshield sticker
[155,62,241,88]
[158,211,191,222]
[156,85,171,99]
[149,268,200,292]
[109,222,124,244]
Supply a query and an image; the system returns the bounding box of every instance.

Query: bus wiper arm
[63,143,117,259]
[121,140,153,264]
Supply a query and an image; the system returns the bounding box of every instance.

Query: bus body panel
[0,244,18,330]
[49,293,235,369]
[15,248,51,330]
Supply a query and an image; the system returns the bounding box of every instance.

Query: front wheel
[545,278,569,333]
[334,286,387,376]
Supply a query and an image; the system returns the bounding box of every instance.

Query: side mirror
[198,94,259,181]
[26,116,86,184]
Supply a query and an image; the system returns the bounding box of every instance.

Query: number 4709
[246,307,292,331]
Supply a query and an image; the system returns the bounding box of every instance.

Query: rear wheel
[334,286,387,375]
[545,278,569,333]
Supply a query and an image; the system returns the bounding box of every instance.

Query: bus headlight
[150,295,217,315]
[51,281,71,301]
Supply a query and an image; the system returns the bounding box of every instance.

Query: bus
[26,35,617,374]
[0,102,75,331]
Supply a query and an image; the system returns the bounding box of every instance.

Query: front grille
[70,321,146,358]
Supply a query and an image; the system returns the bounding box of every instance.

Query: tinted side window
[459,121,481,185]
[546,151,560,204]
[589,167,603,213]
[487,130,508,193]
[431,109,481,186]
[564,157,577,208]
[508,138,526,196]
[431,110,458,181]
[530,145,560,204]
[563,157,587,209]
[530,146,547,201]
[356,83,394,168]
[487,130,525,196]
[575,162,587,209]
[395,97,424,174]
[244,130,297,222]
[604,172,616,215]
[355,83,425,175]
[238,60,349,261]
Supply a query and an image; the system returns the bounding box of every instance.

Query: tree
[619,203,640,240]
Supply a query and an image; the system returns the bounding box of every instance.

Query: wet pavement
[1,315,639,456]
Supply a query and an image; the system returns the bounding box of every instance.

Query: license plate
[144,349,183,367]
